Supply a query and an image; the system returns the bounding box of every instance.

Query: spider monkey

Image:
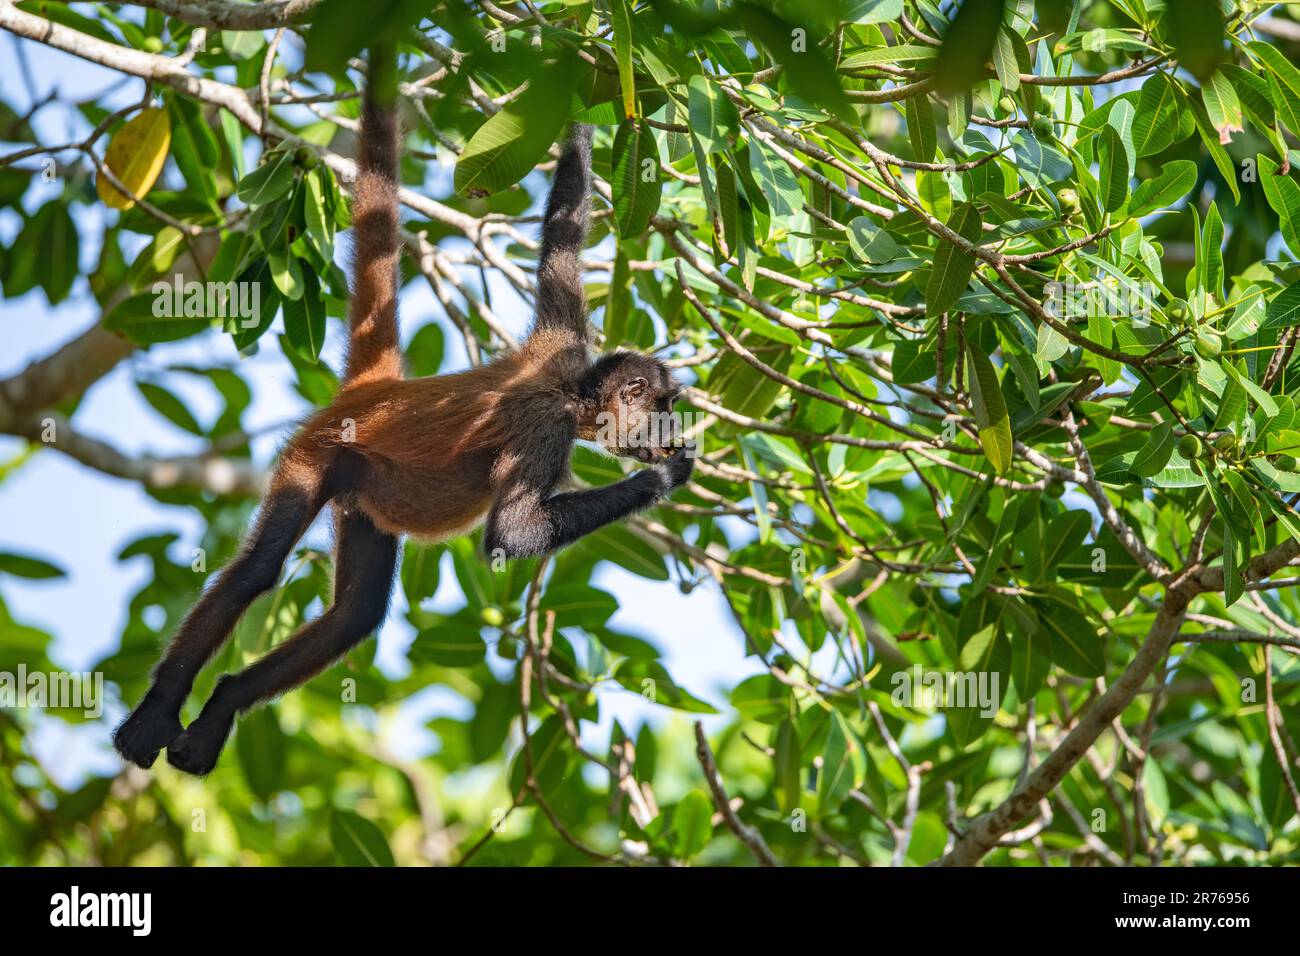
[113,51,693,776]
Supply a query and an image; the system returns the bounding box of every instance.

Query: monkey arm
[484,440,693,560]
[531,124,594,342]
[485,470,667,559]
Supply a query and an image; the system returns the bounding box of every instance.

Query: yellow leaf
[96,107,171,211]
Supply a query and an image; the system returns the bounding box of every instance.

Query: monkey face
[586,352,684,463]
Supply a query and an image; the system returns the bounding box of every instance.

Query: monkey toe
[113,695,184,769]
[166,711,234,776]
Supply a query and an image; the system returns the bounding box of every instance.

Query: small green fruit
[1195,329,1222,359]
[293,146,318,169]
[480,607,505,627]
[1056,187,1080,212]
[1212,433,1238,456]
[142,37,165,54]
[1178,434,1202,460]
[998,95,1018,115]
[1032,115,1055,138]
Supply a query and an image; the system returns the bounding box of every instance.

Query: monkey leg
[114,455,332,769]
[165,505,398,776]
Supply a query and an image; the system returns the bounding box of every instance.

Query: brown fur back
[303,338,584,538]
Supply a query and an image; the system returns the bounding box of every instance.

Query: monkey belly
[356,454,495,540]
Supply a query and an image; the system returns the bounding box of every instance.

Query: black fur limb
[533,124,594,341]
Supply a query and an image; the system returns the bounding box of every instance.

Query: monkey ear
[621,377,648,401]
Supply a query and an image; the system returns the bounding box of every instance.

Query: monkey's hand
[654,441,695,491]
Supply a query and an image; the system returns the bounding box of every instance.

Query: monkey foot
[166,709,235,776]
[113,694,183,769]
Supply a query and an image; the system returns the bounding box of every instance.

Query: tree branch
[938,589,1191,865]
[693,721,780,867]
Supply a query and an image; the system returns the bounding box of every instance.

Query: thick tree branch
[693,721,779,867]
[9,412,266,495]
[120,0,320,30]
[937,589,1192,865]
[0,324,133,434]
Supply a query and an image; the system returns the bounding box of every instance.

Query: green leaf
[1249,40,1300,136]
[670,790,714,859]
[747,136,802,220]
[610,0,636,119]
[774,718,801,815]
[1131,73,1187,158]
[328,810,395,867]
[509,714,569,796]
[926,202,982,317]
[1127,160,1197,218]
[400,540,441,606]
[933,0,1005,95]
[137,382,204,436]
[611,120,662,238]
[1259,155,1300,257]
[1037,601,1105,678]
[1202,70,1243,145]
[817,711,863,816]
[166,94,218,204]
[304,0,425,75]
[570,525,668,581]
[454,54,576,197]
[1010,618,1051,699]
[17,202,80,306]
[1266,282,1300,330]
[709,347,791,422]
[236,707,285,802]
[236,153,295,207]
[411,620,486,667]
[103,291,209,345]
[614,659,717,713]
[847,216,901,264]
[966,342,1012,475]
[947,622,1009,746]
[230,257,282,350]
[406,322,444,376]
[539,583,618,629]
[1097,124,1130,214]
[1131,421,1175,477]
[992,26,1021,93]
[687,75,739,155]
[730,673,790,724]
[1165,0,1223,82]
[281,268,327,359]
[302,166,334,265]
[1028,510,1092,582]
[905,94,936,164]
[1222,515,1244,607]
[736,3,852,122]
[0,552,66,579]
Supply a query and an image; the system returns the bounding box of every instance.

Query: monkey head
[581,351,684,463]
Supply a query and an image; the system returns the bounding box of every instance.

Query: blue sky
[0,33,758,788]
